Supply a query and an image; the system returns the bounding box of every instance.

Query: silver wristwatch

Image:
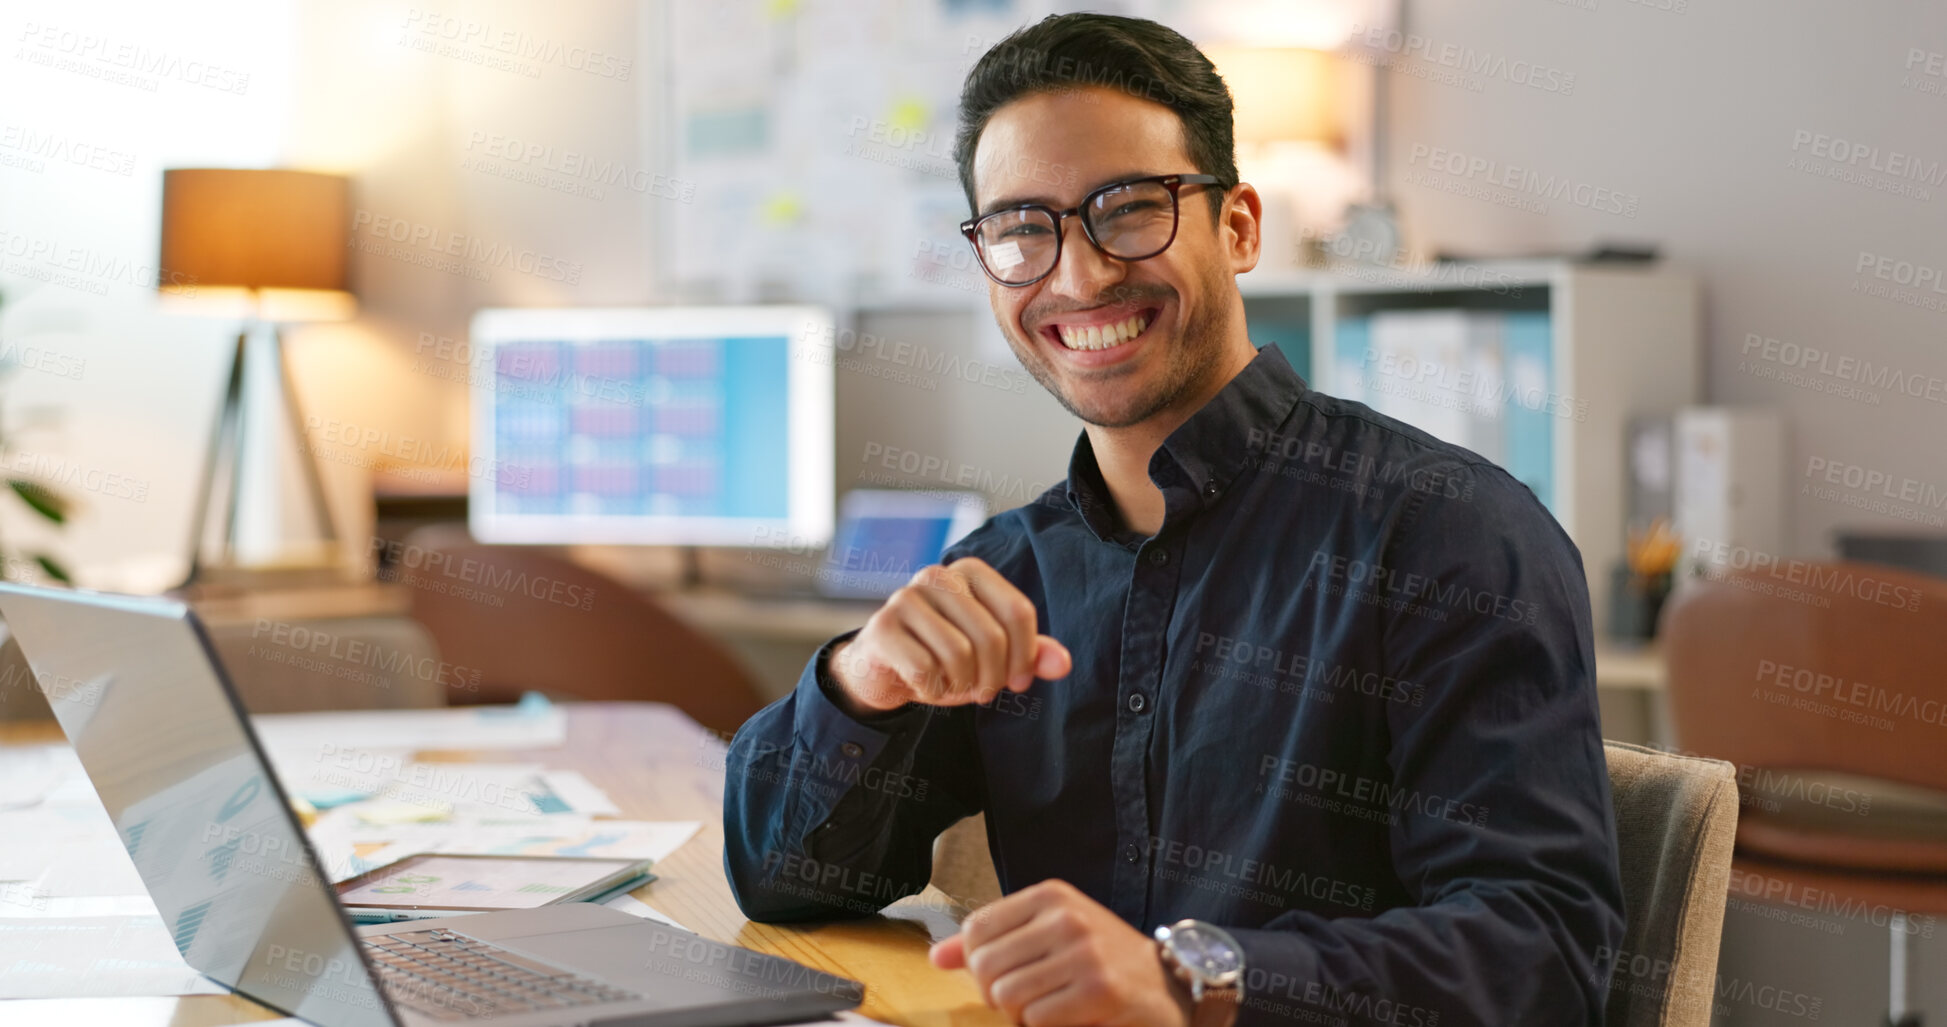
[1154,919,1244,1027]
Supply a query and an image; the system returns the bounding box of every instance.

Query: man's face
[971,86,1253,429]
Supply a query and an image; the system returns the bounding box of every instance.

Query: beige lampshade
[1205,46,1343,146]
[159,168,355,322]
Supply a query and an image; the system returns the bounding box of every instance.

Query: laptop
[814,489,986,599]
[0,582,863,1027]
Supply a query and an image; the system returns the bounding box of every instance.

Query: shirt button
[1123,843,1140,863]
[1148,548,1169,567]
[1203,478,1220,498]
[840,741,864,758]
[1127,692,1147,713]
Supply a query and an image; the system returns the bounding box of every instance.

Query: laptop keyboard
[364,927,643,1021]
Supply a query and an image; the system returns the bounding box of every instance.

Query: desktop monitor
[468,307,834,547]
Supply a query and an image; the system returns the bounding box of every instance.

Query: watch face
[1170,922,1243,979]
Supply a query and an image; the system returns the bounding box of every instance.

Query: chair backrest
[1601,740,1739,1027]
[398,538,767,737]
[930,813,1001,913]
[1663,561,1947,793]
[1663,561,1947,877]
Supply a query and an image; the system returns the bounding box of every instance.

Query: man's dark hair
[953,13,1237,219]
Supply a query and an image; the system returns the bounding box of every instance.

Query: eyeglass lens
[972,179,1180,284]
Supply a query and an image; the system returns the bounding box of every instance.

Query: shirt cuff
[1223,927,1327,1027]
[792,629,927,768]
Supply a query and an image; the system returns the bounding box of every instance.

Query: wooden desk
[0,704,1004,1027]
[654,589,878,646]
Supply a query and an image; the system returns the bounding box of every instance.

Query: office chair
[396,531,767,737]
[930,813,1001,914]
[1666,561,1947,1027]
[1601,740,1740,1027]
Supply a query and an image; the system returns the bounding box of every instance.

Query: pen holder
[1608,566,1672,644]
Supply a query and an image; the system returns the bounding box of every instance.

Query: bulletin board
[652,0,1175,305]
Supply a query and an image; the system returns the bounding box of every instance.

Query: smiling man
[723,13,1624,1027]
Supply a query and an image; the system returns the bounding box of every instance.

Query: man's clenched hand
[828,557,1071,715]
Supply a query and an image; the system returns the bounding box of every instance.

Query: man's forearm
[721,633,981,922]
[1226,902,1608,1027]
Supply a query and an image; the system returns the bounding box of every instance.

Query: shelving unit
[1237,260,1702,631]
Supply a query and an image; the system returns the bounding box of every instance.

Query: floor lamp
[158,168,356,587]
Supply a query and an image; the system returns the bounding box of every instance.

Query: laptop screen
[0,585,395,1027]
[817,489,986,599]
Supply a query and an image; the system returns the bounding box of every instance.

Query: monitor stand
[679,546,705,589]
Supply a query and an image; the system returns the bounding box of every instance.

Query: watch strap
[1189,975,1240,1027]
[1159,936,1241,1027]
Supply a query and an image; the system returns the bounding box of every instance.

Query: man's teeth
[1056,312,1151,351]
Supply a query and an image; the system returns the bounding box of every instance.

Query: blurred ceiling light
[1186,0,1392,50]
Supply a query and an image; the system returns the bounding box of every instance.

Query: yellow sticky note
[353,799,453,825]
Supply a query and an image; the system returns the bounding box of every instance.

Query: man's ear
[1221,182,1263,276]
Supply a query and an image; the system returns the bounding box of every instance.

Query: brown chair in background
[1664,561,1947,1025]
[205,615,449,712]
[397,533,767,737]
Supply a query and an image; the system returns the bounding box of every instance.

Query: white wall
[1383,0,1947,557]
[0,0,293,586]
[278,0,667,570]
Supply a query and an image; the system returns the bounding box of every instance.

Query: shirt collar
[1063,344,1308,542]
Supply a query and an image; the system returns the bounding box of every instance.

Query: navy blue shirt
[723,344,1624,1026]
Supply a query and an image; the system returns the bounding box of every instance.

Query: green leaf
[8,479,67,524]
[31,553,71,584]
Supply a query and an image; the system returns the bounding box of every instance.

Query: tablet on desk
[336,852,653,923]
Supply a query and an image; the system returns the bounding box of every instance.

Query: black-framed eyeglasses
[959,173,1222,287]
